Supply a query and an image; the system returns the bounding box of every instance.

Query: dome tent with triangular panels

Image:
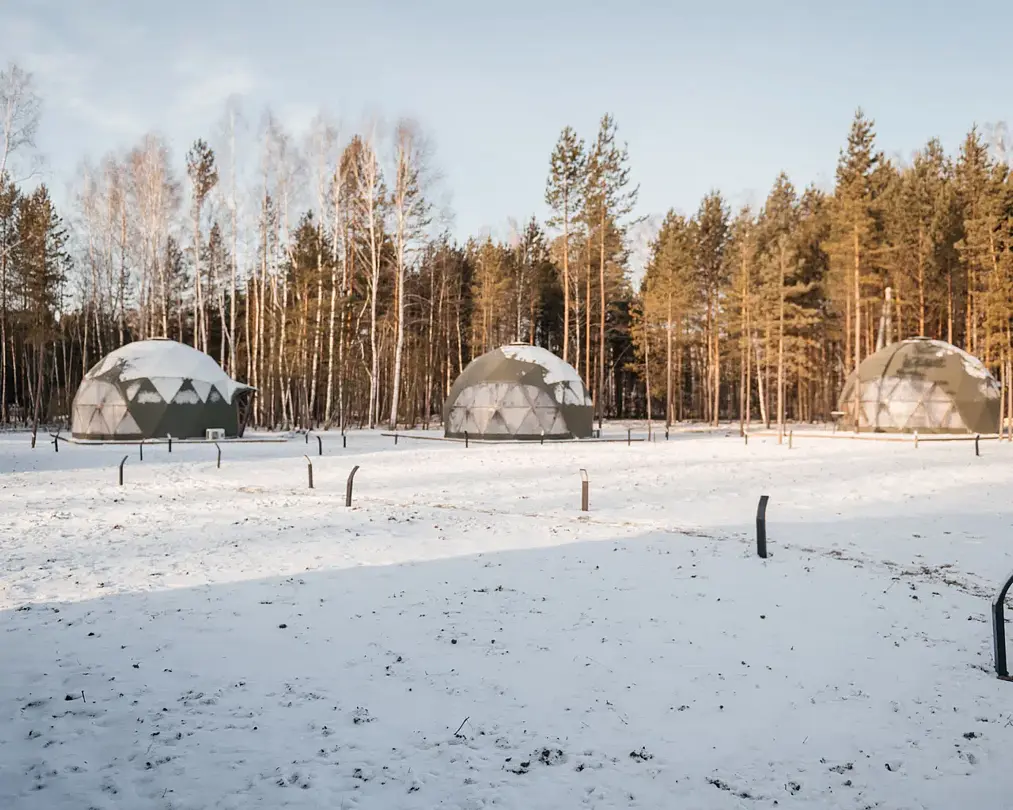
[838,337,1001,434]
[443,343,593,440]
[71,338,255,440]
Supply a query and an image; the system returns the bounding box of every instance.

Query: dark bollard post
[627,428,631,446]
[305,431,310,445]
[215,442,221,469]
[756,495,770,559]
[579,468,589,512]
[139,440,144,461]
[394,432,399,446]
[465,431,469,448]
[342,433,347,449]
[304,455,314,489]
[540,429,545,446]
[665,428,670,441]
[52,434,59,453]
[346,464,360,507]
[168,435,173,453]
[976,434,981,457]
[993,569,1013,679]
[744,432,749,446]
[317,435,323,456]
[118,455,128,486]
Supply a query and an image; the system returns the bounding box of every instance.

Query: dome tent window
[71,339,255,440]
[443,343,593,440]
[839,337,1000,435]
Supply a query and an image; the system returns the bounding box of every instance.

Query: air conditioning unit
[206,428,226,440]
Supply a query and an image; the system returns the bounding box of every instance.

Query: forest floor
[2,426,1012,809]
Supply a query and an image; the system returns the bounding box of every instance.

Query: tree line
[1,58,1011,435]
[638,113,1013,434]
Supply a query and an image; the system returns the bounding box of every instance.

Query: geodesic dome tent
[443,343,593,440]
[838,337,1001,434]
[71,338,254,440]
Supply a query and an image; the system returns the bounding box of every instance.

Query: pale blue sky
[2,0,1010,262]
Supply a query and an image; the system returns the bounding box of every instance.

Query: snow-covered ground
[2,426,1013,809]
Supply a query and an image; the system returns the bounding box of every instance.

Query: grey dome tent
[839,337,1001,434]
[71,338,254,440]
[443,344,593,440]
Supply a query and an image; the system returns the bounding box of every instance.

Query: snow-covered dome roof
[85,338,251,403]
[497,343,591,406]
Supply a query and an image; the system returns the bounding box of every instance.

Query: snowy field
[3,426,1013,809]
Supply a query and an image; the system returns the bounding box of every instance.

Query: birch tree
[388,119,433,429]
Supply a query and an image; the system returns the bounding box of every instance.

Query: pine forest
[2,61,1013,435]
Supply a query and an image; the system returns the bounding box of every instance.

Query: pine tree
[584,114,638,425]
[186,138,218,353]
[694,192,730,425]
[545,127,585,365]
[828,108,884,430]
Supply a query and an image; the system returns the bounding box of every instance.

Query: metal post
[215,442,221,469]
[665,428,670,441]
[465,432,469,448]
[788,430,793,450]
[304,455,314,489]
[579,468,589,512]
[305,431,310,444]
[540,429,544,446]
[343,434,347,449]
[52,434,59,453]
[346,465,360,507]
[168,435,173,453]
[744,432,749,446]
[993,569,1013,679]
[976,434,981,457]
[627,428,631,446]
[139,440,144,461]
[394,432,399,446]
[118,455,128,486]
[756,495,769,559]
[317,435,323,456]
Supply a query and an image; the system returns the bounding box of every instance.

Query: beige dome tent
[839,337,1000,434]
[71,339,254,440]
[444,344,593,440]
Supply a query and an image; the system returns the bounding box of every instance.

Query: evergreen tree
[545,126,585,365]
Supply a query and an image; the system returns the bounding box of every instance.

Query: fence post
[346,465,360,507]
[993,569,1013,679]
[215,442,221,469]
[304,455,314,489]
[168,435,173,453]
[627,428,631,446]
[976,434,981,457]
[139,440,144,461]
[465,431,469,448]
[394,431,399,446]
[744,432,749,446]
[52,433,59,453]
[342,433,347,449]
[756,495,770,559]
[118,455,128,486]
[317,434,323,456]
[305,430,310,445]
[579,468,589,512]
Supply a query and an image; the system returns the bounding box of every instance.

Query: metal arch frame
[993,569,1013,680]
